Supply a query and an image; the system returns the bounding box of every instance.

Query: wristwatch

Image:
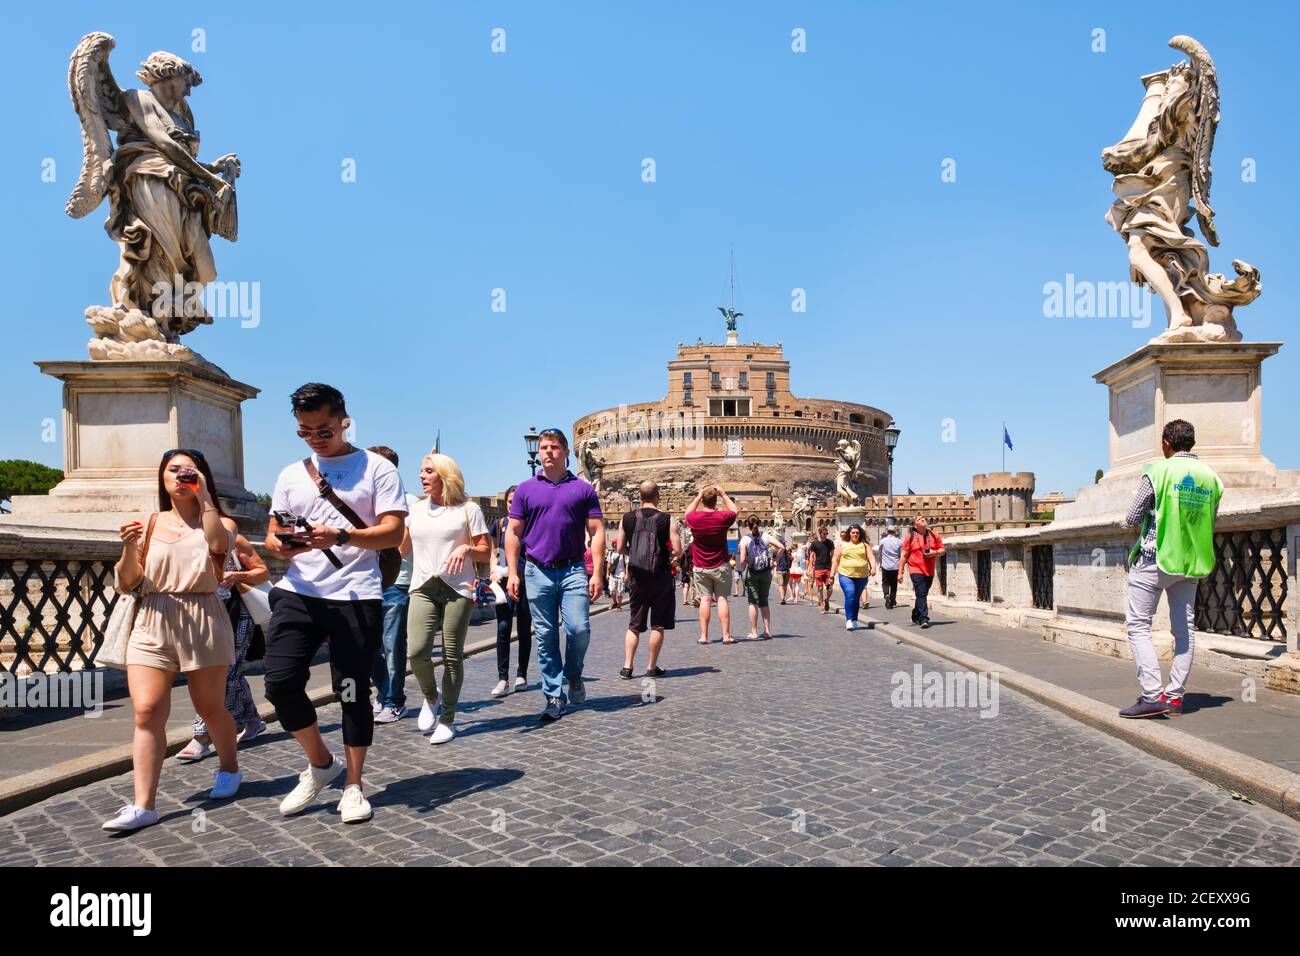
[336,528,351,546]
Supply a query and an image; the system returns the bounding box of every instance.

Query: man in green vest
[1119,420,1223,718]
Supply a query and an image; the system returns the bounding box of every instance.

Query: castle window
[683,371,692,386]
[766,388,777,406]
[793,410,802,418]
[708,398,751,418]
[766,372,775,388]
[711,371,721,389]
[738,372,748,389]
[849,413,864,425]
[683,387,693,406]
[873,418,884,428]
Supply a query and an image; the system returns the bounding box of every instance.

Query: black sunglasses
[162,448,206,461]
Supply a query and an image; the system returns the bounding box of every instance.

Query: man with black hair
[262,383,408,822]
[1119,419,1223,719]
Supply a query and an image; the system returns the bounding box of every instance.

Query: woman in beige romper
[103,449,243,832]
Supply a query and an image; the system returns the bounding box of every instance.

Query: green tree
[1094,468,1104,484]
[0,459,64,512]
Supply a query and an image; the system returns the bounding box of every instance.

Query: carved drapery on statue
[67,32,240,369]
[833,439,863,505]
[578,438,607,497]
[1101,35,1260,344]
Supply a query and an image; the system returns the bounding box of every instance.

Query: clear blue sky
[5,1,1298,501]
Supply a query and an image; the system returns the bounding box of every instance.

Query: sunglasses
[162,448,206,461]
[296,420,348,440]
[538,428,568,446]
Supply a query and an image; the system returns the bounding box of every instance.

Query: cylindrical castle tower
[972,472,1036,522]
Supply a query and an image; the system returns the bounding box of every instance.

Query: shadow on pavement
[373,766,523,814]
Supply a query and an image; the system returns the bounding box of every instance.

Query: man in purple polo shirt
[506,428,605,722]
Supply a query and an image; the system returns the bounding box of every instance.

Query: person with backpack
[898,516,945,629]
[614,480,681,679]
[1118,419,1223,719]
[831,523,879,630]
[739,517,783,640]
[774,537,792,604]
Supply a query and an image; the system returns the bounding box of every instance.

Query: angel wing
[66,32,126,219]
[1169,35,1220,246]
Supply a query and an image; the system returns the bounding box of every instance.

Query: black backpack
[628,510,663,574]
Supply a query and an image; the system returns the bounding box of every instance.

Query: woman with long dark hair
[103,449,243,832]
[830,524,878,631]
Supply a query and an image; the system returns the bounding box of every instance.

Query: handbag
[464,504,500,605]
[302,457,403,589]
[98,513,158,669]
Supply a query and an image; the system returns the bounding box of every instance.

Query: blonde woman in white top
[406,452,491,744]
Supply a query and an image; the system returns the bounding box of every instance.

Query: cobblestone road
[4,603,1300,866]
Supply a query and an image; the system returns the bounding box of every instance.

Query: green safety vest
[1128,455,1223,577]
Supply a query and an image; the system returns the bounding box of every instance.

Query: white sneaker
[279,757,340,816]
[417,695,440,732]
[102,804,159,833]
[845,619,855,630]
[373,705,406,724]
[429,721,456,745]
[338,784,372,824]
[371,699,383,715]
[490,679,511,698]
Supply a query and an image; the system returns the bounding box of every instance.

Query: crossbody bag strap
[303,456,370,530]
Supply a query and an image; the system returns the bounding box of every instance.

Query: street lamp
[884,423,901,528]
[524,426,541,476]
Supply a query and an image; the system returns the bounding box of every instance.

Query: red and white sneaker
[1159,693,1183,716]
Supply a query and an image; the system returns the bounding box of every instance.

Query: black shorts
[628,572,675,634]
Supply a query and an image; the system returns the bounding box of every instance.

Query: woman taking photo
[831,524,878,631]
[490,484,532,697]
[176,518,271,760]
[104,449,243,832]
[408,452,491,744]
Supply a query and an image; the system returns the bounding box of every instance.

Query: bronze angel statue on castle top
[66,32,240,365]
[1102,35,1260,343]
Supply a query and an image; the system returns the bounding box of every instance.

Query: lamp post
[524,427,541,476]
[884,423,901,528]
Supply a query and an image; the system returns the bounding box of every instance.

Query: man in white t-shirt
[261,383,408,824]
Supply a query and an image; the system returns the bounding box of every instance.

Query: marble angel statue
[1101,35,1259,343]
[833,439,862,506]
[66,32,241,363]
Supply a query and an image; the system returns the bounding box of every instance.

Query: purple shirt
[509,470,603,566]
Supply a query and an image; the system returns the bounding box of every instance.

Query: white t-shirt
[409,499,490,598]
[739,534,772,570]
[270,449,409,601]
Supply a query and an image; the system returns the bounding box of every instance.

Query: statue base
[1055,340,1299,523]
[835,506,867,535]
[2,360,264,533]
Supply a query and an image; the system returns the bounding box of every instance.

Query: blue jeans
[838,574,868,623]
[524,560,591,700]
[910,573,932,624]
[371,583,410,708]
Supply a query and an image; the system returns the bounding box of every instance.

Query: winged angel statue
[66,33,240,366]
[1101,36,1259,343]
[833,439,862,506]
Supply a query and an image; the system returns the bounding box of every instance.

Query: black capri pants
[263,589,384,748]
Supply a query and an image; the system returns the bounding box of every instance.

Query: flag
[1003,426,1013,451]
[907,486,915,495]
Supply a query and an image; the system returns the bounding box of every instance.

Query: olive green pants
[407,575,474,723]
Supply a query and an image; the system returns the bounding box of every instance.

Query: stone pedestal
[4,360,262,531]
[1056,341,1298,522]
[835,506,867,536]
